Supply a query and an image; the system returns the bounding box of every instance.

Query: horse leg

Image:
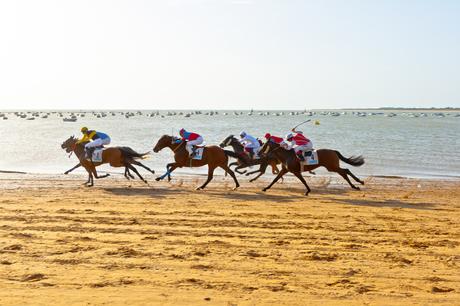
[248,163,268,182]
[337,168,360,190]
[292,171,311,196]
[156,164,178,181]
[124,166,135,180]
[197,166,216,190]
[124,167,130,180]
[234,164,247,175]
[64,163,81,175]
[347,169,365,185]
[229,161,238,168]
[127,164,147,184]
[166,163,175,181]
[130,160,155,174]
[85,171,94,187]
[262,168,288,192]
[220,165,240,190]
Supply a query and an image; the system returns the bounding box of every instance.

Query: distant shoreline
[1,107,459,112]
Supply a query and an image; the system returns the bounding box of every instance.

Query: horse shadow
[102,187,187,198]
[322,196,436,210]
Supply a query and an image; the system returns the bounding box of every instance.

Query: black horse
[219,135,281,181]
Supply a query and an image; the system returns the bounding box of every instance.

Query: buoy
[314,120,320,125]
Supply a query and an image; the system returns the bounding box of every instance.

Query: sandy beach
[0,174,459,305]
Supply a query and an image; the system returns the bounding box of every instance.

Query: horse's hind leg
[220,165,240,190]
[347,169,364,185]
[292,171,311,196]
[124,167,134,180]
[127,164,147,184]
[197,166,216,190]
[131,160,155,174]
[337,168,360,190]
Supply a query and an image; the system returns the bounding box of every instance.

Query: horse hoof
[262,188,267,192]
[305,192,309,196]
[151,170,155,174]
[155,177,161,181]
[195,187,202,191]
[355,186,361,190]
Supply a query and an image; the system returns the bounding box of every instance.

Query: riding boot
[190,147,197,158]
[86,148,95,160]
[297,151,305,161]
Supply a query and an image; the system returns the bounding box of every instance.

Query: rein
[172,141,183,153]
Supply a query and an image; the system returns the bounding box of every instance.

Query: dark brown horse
[260,141,365,195]
[153,135,239,190]
[61,136,154,186]
[219,135,281,180]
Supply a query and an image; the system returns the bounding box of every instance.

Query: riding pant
[186,136,203,155]
[85,137,111,150]
[294,142,313,155]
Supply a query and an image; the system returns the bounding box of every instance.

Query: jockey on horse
[77,127,111,159]
[264,133,284,144]
[239,131,261,159]
[284,128,313,161]
[178,128,203,157]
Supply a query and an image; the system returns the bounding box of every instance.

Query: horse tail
[119,147,150,160]
[335,151,365,167]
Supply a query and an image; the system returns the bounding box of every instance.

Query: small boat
[63,117,77,122]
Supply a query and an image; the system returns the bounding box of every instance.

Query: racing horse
[260,141,365,195]
[219,135,281,180]
[61,136,154,186]
[153,135,239,190]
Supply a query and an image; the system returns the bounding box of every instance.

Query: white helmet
[285,133,293,140]
[239,131,247,138]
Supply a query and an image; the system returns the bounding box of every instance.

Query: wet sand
[0,174,459,305]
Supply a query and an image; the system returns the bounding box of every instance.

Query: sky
[0,0,459,110]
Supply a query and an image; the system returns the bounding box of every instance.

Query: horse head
[260,139,278,156]
[153,135,174,153]
[61,136,77,153]
[219,135,235,148]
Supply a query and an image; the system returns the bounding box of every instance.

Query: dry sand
[0,174,459,305]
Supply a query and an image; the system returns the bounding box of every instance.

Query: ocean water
[0,110,459,179]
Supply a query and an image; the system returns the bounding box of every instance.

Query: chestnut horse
[153,135,239,190]
[61,136,154,186]
[260,141,365,195]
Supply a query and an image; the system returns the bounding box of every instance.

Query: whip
[292,119,311,131]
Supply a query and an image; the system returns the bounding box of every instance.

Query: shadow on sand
[323,197,436,210]
[102,186,299,203]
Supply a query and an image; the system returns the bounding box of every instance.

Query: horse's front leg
[234,164,247,174]
[65,163,81,175]
[90,165,110,179]
[262,168,288,192]
[156,163,178,181]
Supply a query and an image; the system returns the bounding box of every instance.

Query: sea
[0,109,459,179]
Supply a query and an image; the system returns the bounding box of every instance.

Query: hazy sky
[1,0,459,110]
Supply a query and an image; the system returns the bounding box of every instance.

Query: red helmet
[264,133,271,139]
[179,128,185,135]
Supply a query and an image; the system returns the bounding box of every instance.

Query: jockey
[178,128,203,157]
[285,128,313,161]
[264,133,284,144]
[77,127,111,158]
[239,131,260,159]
